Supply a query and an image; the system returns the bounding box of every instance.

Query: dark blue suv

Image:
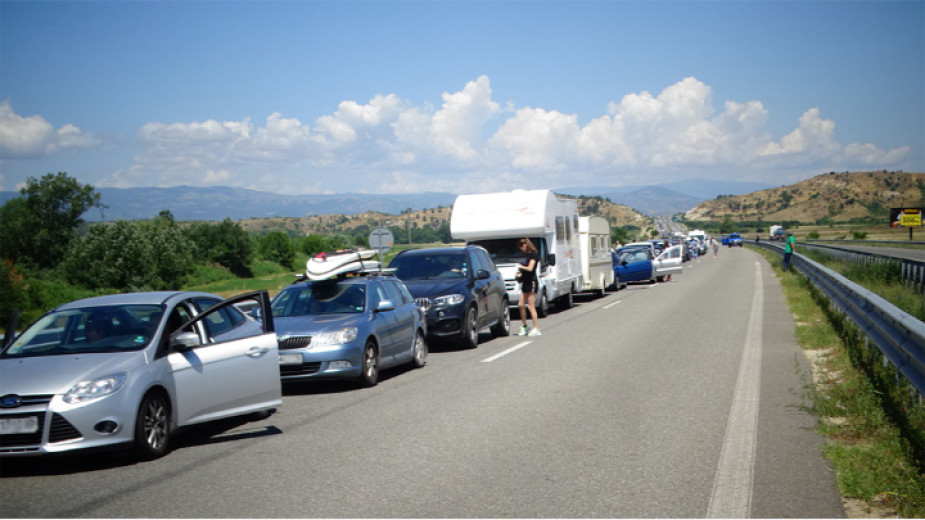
[388,246,510,349]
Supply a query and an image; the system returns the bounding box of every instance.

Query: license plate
[0,416,39,435]
[279,353,302,366]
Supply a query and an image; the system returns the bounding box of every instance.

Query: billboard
[890,207,924,228]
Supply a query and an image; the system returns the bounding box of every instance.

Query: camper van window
[573,216,579,236]
[555,217,565,243]
[471,238,547,266]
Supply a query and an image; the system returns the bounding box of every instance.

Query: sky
[1,0,923,196]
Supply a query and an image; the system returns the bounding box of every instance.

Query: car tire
[460,306,479,349]
[490,302,511,337]
[536,290,549,318]
[558,289,573,309]
[411,330,427,368]
[357,340,379,387]
[133,391,170,460]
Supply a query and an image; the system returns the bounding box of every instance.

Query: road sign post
[368,226,394,264]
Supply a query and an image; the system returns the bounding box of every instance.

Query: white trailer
[578,216,614,296]
[450,189,582,317]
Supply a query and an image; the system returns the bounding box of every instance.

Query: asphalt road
[0,247,846,518]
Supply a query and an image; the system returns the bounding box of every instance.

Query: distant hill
[685,171,925,223]
[0,186,459,222]
[556,178,773,216]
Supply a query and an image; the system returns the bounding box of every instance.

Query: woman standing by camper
[517,238,541,336]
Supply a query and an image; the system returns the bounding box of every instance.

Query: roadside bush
[64,219,194,291]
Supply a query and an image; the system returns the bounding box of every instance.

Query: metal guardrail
[757,242,925,398]
[800,243,925,293]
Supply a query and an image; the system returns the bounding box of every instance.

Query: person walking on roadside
[783,231,796,271]
[516,238,541,336]
[712,236,719,258]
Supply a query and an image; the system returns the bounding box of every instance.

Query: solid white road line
[707,261,763,518]
[481,341,532,363]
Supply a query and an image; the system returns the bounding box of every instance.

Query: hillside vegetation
[238,196,652,237]
[685,171,925,224]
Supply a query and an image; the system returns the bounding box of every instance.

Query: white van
[578,216,613,296]
[450,189,582,317]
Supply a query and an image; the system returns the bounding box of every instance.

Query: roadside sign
[890,207,923,228]
[368,227,394,253]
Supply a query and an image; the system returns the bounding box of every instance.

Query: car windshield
[389,253,468,280]
[469,239,526,264]
[272,280,366,316]
[1,304,164,358]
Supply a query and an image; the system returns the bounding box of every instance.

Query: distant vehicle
[0,291,281,459]
[451,189,582,317]
[578,216,614,296]
[722,233,744,247]
[388,246,509,349]
[272,271,427,387]
[769,225,785,241]
[687,229,708,255]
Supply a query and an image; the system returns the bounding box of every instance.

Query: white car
[0,291,281,460]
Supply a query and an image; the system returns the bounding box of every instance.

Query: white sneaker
[517,326,529,336]
[528,328,542,337]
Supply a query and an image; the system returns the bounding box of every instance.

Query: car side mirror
[376,300,396,312]
[546,254,556,266]
[171,331,201,350]
[476,269,490,280]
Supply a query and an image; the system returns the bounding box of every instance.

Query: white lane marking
[481,341,532,363]
[603,300,622,309]
[707,261,763,518]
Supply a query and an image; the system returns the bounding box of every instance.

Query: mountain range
[0,178,771,221]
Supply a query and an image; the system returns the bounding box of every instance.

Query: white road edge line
[481,341,532,363]
[707,261,763,518]
[603,300,622,309]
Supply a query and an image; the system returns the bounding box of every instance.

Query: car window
[272,281,366,316]
[194,297,247,326]
[390,253,468,280]
[3,305,164,358]
[397,281,415,303]
[382,280,406,304]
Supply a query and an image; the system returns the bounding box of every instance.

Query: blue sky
[1,0,922,196]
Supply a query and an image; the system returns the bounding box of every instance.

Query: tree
[0,172,105,269]
[258,231,296,270]
[184,218,254,277]
[63,217,194,291]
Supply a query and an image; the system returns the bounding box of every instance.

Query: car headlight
[432,294,465,306]
[313,327,358,346]
[63,373,127,404]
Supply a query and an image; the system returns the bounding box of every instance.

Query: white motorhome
[578,216,614,296]
[450,189,582,317]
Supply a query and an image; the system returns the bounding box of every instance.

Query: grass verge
[751,245,925,517]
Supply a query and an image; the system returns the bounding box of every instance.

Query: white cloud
[0,101,99,159]
[93,75,913,194]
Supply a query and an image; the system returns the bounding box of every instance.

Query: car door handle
[246,346,270,357]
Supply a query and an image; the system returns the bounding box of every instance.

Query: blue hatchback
[272,274,427,387]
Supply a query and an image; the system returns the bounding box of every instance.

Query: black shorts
[521,278,538,295]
